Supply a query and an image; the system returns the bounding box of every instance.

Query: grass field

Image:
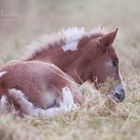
[0,0,140,140]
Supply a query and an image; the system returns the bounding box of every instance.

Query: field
[0,0,140,140]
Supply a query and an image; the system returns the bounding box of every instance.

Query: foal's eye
[112,59,118,67]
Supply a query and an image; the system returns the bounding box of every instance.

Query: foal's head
[80,28,125,102]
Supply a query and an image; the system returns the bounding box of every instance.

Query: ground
[0,0,140,140]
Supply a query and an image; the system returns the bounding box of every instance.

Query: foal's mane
[24,27,106,60]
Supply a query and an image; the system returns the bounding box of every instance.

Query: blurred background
[0,0,140,71]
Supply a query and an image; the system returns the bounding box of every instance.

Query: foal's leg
[2,89,45,117]
[0,88,77,117]
[33,87,78,117]
[36,86,79,117]
[6,89,34,116]
[0,89,34,116]
[0,95,12,114]
[59,87,77,109]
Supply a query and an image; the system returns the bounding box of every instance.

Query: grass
[0,0,140,140]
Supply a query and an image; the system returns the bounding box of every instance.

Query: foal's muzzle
[111,84,125,102]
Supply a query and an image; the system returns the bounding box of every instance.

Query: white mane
[24,26,106,58]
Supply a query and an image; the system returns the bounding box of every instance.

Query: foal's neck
[51,49,93,84]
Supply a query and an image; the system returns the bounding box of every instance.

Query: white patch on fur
[62,42,78,51]
[0,96,7,106]
[0,71,7,78]
[0,96,10,113]
[60,87,77,112]
[62,27,85,51]
[61,87,74,106]
[24,26,107,59]
[105,60,113,67]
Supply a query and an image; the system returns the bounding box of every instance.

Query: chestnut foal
[0,27,126,116]
[26,27,125,102]
[0,60,84,116]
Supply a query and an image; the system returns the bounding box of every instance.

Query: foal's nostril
[112,83,125,102]
[113,92,125,102]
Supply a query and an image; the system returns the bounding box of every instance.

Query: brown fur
[0,60,84,110]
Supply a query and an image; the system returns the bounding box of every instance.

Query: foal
[0,27,126,116]
[0,60,84,116]
[26,27,125,102]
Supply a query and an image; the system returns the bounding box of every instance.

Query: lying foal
[0,60,84,116]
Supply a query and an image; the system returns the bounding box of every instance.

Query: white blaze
[114,72,125,94]
[105,60,113,68]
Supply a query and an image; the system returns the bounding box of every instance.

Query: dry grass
[0,0,140,140]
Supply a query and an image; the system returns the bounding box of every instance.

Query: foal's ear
[97,28,118,51]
